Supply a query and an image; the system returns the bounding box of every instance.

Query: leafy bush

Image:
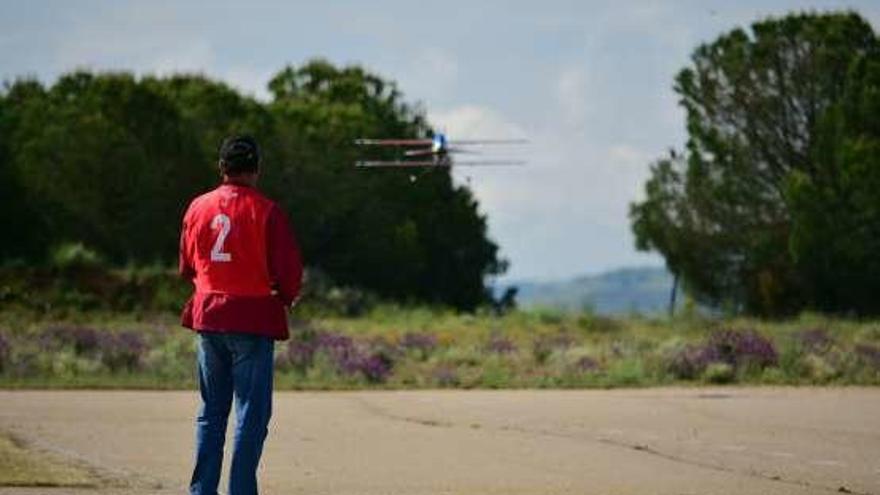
[801,354,839,382]
[485,334,517,354]
[284,329,395,383]
[532,333,574,364]
[664,343,708,379]
[399,332,437,360]
[605,359,645,386]
[0,331,9,372]
[50,243,104,271]
[573,355,600,373]
[855,343,880,370]
[3,310,880,389]
[100,331,147,372]
[285,338,318,371]
[705,329,778,370]
[794,328,834,353]
[703,362,735,384]
[664,328,778,380]
[431,365,460,387]
[576,314,621,334]
[39,326,101,355]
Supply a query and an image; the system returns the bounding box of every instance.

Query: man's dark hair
[219,135,261,176]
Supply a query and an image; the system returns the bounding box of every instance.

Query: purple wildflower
[574,356,599,373]
[855,343,880,370]
[399,332,437,356]
[0,331,9,372]
[40,326,101,355]
[706,329,778,369]
[315,331,359,370]
[533,333,575,363]
[432,365,460,387]
[666,329,778,380]
[285,339,317,370]
[666,344,713,379]
[292,330,396,382]
[100,331,146,372]
[486,334,517,354]
[357,353,394,383]
[795,328,834,353]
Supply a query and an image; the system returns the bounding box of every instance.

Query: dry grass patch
[0,432,97,487]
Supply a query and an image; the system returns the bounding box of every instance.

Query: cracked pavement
[0,388,877,495]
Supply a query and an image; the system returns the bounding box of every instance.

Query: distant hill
[506,266,676,315]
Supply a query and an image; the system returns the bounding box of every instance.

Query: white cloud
[146,40,216,75]
[554,66,590,129]
[429,105,526,139]
[220,66,276,101]
[394,47,460,103]
[50,3,203,71]
[415,47,459,88]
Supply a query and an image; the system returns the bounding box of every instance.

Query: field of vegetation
[2,304,878,390]
[1,251,878,390]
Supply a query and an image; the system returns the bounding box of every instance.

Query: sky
[2,0,878,282]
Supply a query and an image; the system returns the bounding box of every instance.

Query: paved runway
[0,388,878,494]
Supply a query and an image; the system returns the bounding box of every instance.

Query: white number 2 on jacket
[210,213,232,262]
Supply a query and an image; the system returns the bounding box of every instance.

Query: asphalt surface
[0,388,878,495]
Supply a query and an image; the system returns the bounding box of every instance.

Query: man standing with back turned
[179,135,303,495]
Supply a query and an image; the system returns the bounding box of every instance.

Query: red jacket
[179,183,302,340]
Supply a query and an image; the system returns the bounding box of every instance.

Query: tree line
[631,11,880,316]
[0,60,505,310]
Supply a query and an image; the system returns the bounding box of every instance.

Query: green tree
[0,63,505,310]
[0,81,46,260]
[267,60,505,309]
[630,12,880,315]
[5,72,207,262]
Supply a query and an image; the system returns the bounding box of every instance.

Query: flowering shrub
[794,328,834,353]
[285,338,317,370]
[399,332,437,359]
[285,330,395,382]
[0,331,9,372]
[573,356,599,373]
[36,326,147,371]
[532,333,574,363]
[665,344,710,379]
[432,365,460,387]
[665,329,778,379]
[4,314,879,389]
[100,331,146,372]
[486,334,517,354]
[703,329,778,369]
[855,343,880,370]
[40,326,101,355]
[352,353,394,383]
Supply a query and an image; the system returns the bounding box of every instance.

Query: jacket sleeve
[266,205,304,307]
[178,212,195,281]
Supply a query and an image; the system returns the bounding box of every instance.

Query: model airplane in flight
[354,133,526,168]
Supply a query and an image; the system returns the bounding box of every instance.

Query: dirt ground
[0,388,877,495]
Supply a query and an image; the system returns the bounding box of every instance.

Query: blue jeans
[190,332,274,495]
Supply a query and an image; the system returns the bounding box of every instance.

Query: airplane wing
[356,160,524,168]
[356,160,448,168]
[354,138,433,146]
[453,160,526,166]
[403,148,480,156]
[403,149,437,157]
[446,147,481,154]
[448,139,528,145]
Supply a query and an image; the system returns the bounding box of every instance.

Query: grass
[0,432,97,487]
[0,306,878,390]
